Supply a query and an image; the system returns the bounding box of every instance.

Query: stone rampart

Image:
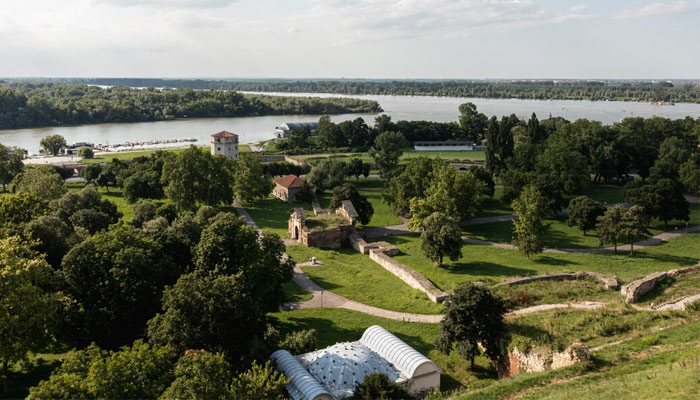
[622,263,700,304]
[497,343,590,378]
[368,248,448,303]
[494,271,620,290]
[257,155,285,162]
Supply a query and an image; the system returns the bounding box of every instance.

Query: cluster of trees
[62,78,700,103]
[0,144,24,190]
[0,183,317,397]
[0,82,381,129]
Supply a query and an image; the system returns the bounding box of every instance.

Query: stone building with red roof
[273,174,307,202]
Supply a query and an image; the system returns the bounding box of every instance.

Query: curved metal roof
[281,122,319,131]
[271,350,332,400]
[360,325,438,378]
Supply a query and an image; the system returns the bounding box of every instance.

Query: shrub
[78,146,94,159]
[279,329,317,355]
[352,373,413,400]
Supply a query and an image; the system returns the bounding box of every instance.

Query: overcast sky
[1,0,698,79]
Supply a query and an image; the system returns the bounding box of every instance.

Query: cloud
[92,0,238,8]
[570,5,588,12]
[612,1,700,19]
[307,0,595,43]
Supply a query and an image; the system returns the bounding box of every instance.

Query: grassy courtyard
[243,196,314,237]
[285,245,443,314]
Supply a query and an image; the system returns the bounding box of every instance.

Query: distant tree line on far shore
[41,78,700,103]
[0,82,382,130]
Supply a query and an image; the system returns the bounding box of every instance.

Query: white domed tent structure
[270,325,440,400]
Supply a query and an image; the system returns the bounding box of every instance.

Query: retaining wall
[497,343,590,378]
[368,249,448,303]
[622,263,700,304]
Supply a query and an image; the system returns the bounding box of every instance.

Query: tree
[511,185,547,259]
[132,200,158,228]
[24,215,72,268]
[50,185,121,228]
[653,179,691,226]
[28,341,173,400]
[436,283,506,369]
[160,350,233,400]
[566,196,606,236]
[11,165,67,199]
[147,273,266,362]
[537,129,589,194]
[0,193,47,234]
[40,134,66,156]
[352,373,413,400]
[679,153,700,195]
[420,212,463,267]
[384,157,440,216]
[458,102,488,142]
[229,360,289,400]
[596,205,625,254]
[330,183,374,225]
[162,145,235,210]
[77,146,94,159]
[369,131,406,177]
[622,205,652,256]
[194,213,293,311]
[60,225,178,348]
[1,237,59,396]
[348,158,367,180]
[306,159,348,191]
[80,164,102,187]
[234,153,273,203]
[467,165,495,196]
[123,169,164,202]
[69,208,113,234]
[278,329,317,355]
[0,144,24,191]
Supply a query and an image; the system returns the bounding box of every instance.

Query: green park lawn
[492,279,620,310]
[243,196,314,237]
[285,245,443,314]
[369,232,700,291]
[464,203,700,249]
[293,149,485,166]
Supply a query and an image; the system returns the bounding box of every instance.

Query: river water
[1,92,698,155]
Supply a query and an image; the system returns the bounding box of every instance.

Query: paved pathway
[232,200,259,228]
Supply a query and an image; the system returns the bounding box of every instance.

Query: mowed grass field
[82,144,251,164]
[370,232,700,290]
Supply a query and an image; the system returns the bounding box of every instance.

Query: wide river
[2,92,699,155]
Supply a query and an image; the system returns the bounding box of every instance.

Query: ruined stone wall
[303,225,354,249]
[622,263,700,303]
[497,343,590,378]
[257,155,285,162]
[368,249,448,303]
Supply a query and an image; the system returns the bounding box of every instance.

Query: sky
[0,0,698,79]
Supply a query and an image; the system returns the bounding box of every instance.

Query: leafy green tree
[679,153,700,195]
[147,273,266,362]
[50,185,121,228]
[11,165,67,199]
[348,158,368,180]
[0,144,24,191]
[306,159,348,191]
[132,200,158,228]
[384,157,441,216]
[369,131,406,177]
[28,341,173,400]
[69,208,112,234]
[160,350,233,400]
[80,164,102,187]
[60,225,178,348]
[511,185,547,259]
[123,169,164,202]
[157,202,179,223]
[162,146,235,210]
[1,236,60,395]
[537,129,589,193]
[195,213,293,311]
[77,146,94,159]
[467,165,495,196]
[318,115,346,148]
[40,134,66,156]
[351,372,413,400]
[234,153,273,203]
[596,205,625,254]
[566,196,606,236]
[229,361,289,400]
[278,329,317,355]
[330,183,374,225]
[0,193,47,235]
[652,179,690,226]
[458,102,488,142]
[622,205,651,256]
[24,215,72,268]
[436,283,506,369]
[420,212,463,267]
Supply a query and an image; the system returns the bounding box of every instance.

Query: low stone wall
[494,271,620,290]
[497,343,590,378]
[622,263,700,304]
[368,248,448,303]
[302,225,354,249]
[257,155,285,162]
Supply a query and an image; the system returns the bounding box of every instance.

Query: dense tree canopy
[330,183,374,225]
[11,166,67,199]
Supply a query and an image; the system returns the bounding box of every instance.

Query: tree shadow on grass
[301,274,343,292]
[4,359,62,400]
[533,256,579,267]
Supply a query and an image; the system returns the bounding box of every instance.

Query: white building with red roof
[210,130,239,160]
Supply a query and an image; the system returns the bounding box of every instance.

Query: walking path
[232,200,259,228]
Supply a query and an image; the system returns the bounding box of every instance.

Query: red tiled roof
[273,174,306,189]
[211,130,238,138]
